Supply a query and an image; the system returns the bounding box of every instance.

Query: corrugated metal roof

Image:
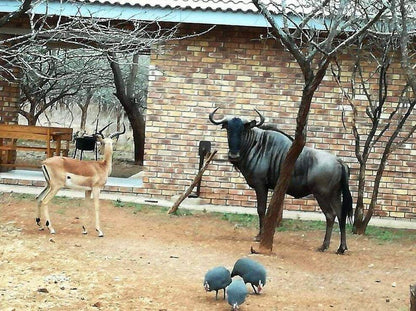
[78,0,260,13]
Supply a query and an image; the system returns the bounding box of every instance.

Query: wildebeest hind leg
[336,203,348,255]
[315,196,335,252]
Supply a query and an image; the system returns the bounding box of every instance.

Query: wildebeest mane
[259,124,294,141]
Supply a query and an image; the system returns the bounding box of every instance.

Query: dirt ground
[1,193,416,311]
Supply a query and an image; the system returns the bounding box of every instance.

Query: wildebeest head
[209,108,265,162]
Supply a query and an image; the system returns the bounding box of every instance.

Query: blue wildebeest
[209,108,353,254]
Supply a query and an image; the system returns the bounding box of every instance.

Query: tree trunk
[128,108,145,165]
[258,140,305,253]
[108,52,145,165]
[79,89,93,131]
[257,84,313,253]
[353,163,367,234]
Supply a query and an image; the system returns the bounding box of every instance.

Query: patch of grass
[171,209,194,216]
[364,226,416,243]
[56,208,66,215]
[5,193,416,244]
[114,200,144,214]
[8,193,35,201]
[210,212,258,228]
[277,218,326,232]
[112,200,175,215]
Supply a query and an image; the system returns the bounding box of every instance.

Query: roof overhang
[0,0,287,28]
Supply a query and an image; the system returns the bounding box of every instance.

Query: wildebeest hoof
[336,247,347,255]
[317,245,328,252]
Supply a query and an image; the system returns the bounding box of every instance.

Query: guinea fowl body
[203,266,232,300]
[226,278,248,310]
[231,258,266,294]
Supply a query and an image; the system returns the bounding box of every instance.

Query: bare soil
[1,193,415,311]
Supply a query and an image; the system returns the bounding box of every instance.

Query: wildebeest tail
[340,163,353,223]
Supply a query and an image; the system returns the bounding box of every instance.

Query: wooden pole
[167,150,217,214]
[410,284,416,311]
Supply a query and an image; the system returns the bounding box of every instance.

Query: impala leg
[36,185,50,230]
[82,190,92,235]
[92,188,103,237]
[38,186,60,235]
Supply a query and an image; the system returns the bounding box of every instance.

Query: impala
[36,124,125,237]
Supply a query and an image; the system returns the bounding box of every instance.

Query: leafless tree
[329,0,415,234]
[0,0,32,28]
[108,52,148,165]
[0,1,181,162]
[331,42,415,234]
[18,48,106,125]
[252,0,387,253]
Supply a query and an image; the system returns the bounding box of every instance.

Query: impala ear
[95,135,104,143]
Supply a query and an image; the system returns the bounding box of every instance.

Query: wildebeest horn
[254,109,265,127]
[209,107,227,125]
[97,122,113,138]
[110,123,126,139]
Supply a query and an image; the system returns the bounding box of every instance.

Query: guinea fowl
[203,266,232,300]
[226,278,248,310]
[231,258,266,294]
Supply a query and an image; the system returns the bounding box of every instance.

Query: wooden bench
[0,124,73,169]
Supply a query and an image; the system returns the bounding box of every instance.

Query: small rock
[392,282,396,287]
[37,288,49,293]
[386,298,390,302]
[93,302,102,308]
[49,238,55,243]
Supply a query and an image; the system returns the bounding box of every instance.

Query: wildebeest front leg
[254,186,268,242]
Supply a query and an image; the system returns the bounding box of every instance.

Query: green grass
[215,212,258,228]
[364,226,416,243]
[276,218,326,232]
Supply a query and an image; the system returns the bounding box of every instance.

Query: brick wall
[145,24,416,219]
[0,79,19,124]
[0,78,20,168]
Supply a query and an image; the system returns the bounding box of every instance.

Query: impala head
[95,123,126,155]
[209,108,265,162]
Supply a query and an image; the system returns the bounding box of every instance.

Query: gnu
[209,108,353,254]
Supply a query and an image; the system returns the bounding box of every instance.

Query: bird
[226,278,248,310]
[231,257,266,294]
[203,266,232,300]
